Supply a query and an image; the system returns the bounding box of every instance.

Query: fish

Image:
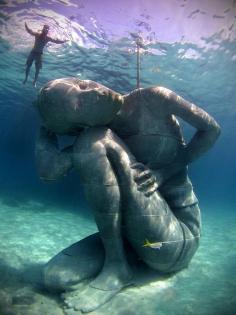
[143,239,162,249]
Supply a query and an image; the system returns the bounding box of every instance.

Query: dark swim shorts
[26,50,43,69]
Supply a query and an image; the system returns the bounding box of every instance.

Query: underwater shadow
[0,259,63,315]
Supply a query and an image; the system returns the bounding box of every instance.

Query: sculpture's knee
[42,252,94,291]
[43,251,103,292]
[43,234,105,292]
[42,253,92,292]
[43,259,70,292]
[73,127,111,156]
[73,127,118,183]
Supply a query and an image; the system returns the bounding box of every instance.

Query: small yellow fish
[143,239,162,250]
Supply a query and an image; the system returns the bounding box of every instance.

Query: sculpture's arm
[161,87,221,163]
[35,126,73,181]
[142,87,221,185]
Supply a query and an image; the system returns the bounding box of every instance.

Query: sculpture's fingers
[144,182,158,197]
[137,176,156,191]
[130,162,147,171]
[138,175,155,187]
[134,170,152,183]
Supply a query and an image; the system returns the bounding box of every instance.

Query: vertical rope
[136,42,140,89]
[130,32,143,90]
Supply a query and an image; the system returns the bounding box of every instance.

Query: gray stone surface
[35,78,220,313]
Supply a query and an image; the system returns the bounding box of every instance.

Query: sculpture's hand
[36,126,73,181]
[131,162,158,197]
[146,147,188,187]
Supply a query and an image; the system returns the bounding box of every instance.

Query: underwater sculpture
[35,78,220,313]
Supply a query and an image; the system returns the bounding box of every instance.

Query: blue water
[0,1,236,314]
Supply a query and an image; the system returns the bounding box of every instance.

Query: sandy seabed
[0,199,235,315]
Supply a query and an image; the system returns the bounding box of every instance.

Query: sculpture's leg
[43,233,104,292]
[62,127,200,313]
[104,132,200,273]
[63,128,134,313]
[43,232,137,292]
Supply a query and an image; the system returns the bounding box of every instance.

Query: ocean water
[0,0,236,314]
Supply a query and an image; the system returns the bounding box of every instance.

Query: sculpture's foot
[63,271,133,313]
[63,285,119,314]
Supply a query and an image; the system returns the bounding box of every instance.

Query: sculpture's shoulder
[123,86,172,118]
[125,86,171,98]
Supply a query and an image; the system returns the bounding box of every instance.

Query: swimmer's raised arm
[47,37,69,44]
[24,22,38,36]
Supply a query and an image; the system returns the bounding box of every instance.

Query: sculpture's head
[36,78,123,135]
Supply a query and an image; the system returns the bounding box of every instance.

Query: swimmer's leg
[33,54,42,87]
[33,66,40,87]
[23,51,34,84]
